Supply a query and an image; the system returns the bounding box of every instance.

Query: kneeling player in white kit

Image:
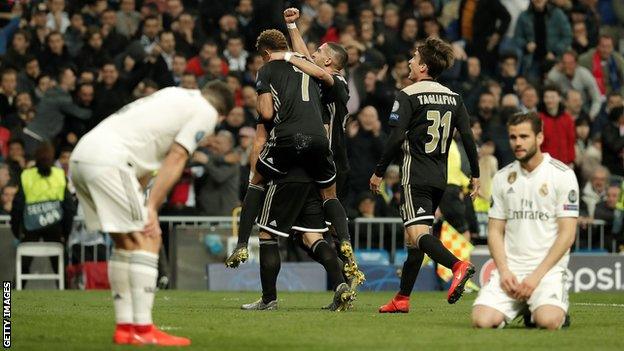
[70,83,233,345]
[472,112,579,330]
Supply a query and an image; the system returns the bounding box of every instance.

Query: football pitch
[10,290,624,350]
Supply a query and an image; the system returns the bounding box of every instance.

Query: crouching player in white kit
[472,112,578,330]
[70,82,233,346]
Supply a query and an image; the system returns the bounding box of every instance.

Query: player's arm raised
[370,92,410,193]
[516,171,579,300]
[144,143,190,237]
[270,51,334,86]
[284,8,312,60]
[456,100,480,198]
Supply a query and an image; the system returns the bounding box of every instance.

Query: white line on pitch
[573,303,624,307]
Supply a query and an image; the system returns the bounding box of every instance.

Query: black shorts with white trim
[400,184,444,227]
[256,182,328,237]
[256,134,337,188]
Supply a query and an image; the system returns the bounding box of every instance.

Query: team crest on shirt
[539,183,549,197]
[568,189,578,202]
[507,171,517,184]
[195,131,205,142]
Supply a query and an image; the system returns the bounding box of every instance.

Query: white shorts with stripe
[70,160,146,233]
[473,269,569,323]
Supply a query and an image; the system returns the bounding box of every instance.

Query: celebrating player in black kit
[228,29,356,310]
[370,37,481,312]
[226,15,364,287]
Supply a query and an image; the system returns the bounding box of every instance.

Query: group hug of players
[224,8,478,313]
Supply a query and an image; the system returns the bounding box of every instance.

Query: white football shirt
[71,87,218,178]
[489,153,579,274]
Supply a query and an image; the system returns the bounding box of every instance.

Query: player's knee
[471,308,505,328]
[534,313,564,330]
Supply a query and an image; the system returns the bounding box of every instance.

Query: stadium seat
[16,242,65,290]
[354,249,390,265]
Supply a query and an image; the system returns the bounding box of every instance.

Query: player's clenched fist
[284,7,300,23]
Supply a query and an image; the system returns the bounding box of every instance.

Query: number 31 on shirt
[425,110,452,154]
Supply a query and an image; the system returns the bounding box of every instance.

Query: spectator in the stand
[64,12,86,57]
[514,0,572,81]
[4,92,34,137]
[501,93,520,108]
[574,116,591,178]
[242,52,263,86]
[241,85,258,125]
[0,68,18,117]
[235,0,257,50]
[76,30,111,73]
[498,53,519,95]
[457,56,488,115]
[579,34,624,97]
[162,0,185,30]
[571,21,591,55]
[170,54,187,87]
[217,14,239,47]
[46,0,70,34]
[594,184,621,252]
[116,0,141,39]
[0,164,11,190]
[7,139,26,182]
[345,43,369,114]
[384,17,419,62]
[361,69,395,130]
[308,2,337,43]
[186,41,228,80]
[193,131,240,216]
[179,72,198,89]
[602,106,624,177]
[40,31,72,77]
[547,50,602,120]
[565,89,591,122]
[147,31,177,88]
[0,184,17,215]
[346,106,386,205]
[220,106,246,138]
[581,166,608,218]
[458,0,510,74]
[236,126,255,201]
[386,55,409,90]
[134,15,161,57]
[520,84,539,112]
[10,142,76,281]
[172,12,204,59]
[538,85,575,165]
[100,9,129,57]
[223,35,249,73]
[16,56,40,97]
[24,67,91,156]
[3,30,31,71]
[92,63,131,129]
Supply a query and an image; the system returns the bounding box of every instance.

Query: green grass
[9,290,624,350]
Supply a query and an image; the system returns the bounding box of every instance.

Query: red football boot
[379,293,410,313]
[132,324,192,346]
[112,324,134,345]
[447,261,475,304]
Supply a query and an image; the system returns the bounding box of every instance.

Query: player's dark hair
[326,42,347,70]
[255,29,288,52]
[202,80,235,116]
[507,111,543,135]
[416,37,454,79]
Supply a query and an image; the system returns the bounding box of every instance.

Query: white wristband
[284,52,292,62]
[287,23,297,29]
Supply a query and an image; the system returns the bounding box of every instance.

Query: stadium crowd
[0,0,623,252]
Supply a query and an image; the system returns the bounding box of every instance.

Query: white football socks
[108,249,133,325]
[129,250,159,326]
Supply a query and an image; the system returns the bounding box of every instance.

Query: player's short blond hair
[255,29,288,52]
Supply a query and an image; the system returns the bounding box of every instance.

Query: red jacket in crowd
[539,109,576,165]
